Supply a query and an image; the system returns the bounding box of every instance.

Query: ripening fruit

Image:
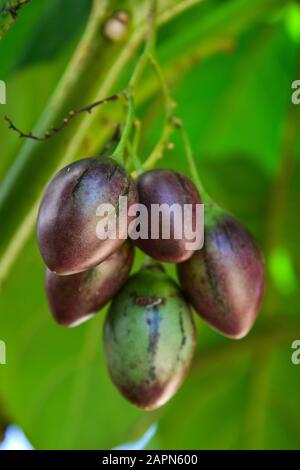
[104,266,196,410]
[177,209,265,339]
[133,169,202,263]
[46,242,134,327]
[37,156,138,275]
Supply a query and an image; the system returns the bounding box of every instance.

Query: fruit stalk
[113,0,157,165]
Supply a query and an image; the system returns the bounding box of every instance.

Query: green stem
[140,11,213,202]
[144,3,177,168]
[130,119,144,174]
[144,46,213,204]
[128,0,157,89]
[176,122,214,204]
[113,0,158,163]
[112,92,134,164]
[143,55,176,169]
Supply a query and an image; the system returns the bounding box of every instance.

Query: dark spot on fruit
[107,162,119,181]
[131,294,165,308]
[221,221,235,252]
[178,309,187,349]
[72,168,89,196]
[148,365,156,381]
[174,171,192,203]
[202,246,228,316]
[147,306,160,355]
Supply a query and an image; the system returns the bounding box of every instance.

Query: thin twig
[1,0,31,19]
[4,94,121,141]
[0,0,31,38]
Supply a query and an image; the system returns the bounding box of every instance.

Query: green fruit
[104,266,196,410]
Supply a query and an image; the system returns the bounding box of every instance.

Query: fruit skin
[177,209,265,339]
[104,266,196,410]
[46,242,134,327]
[37,156,138,275]
[133,169,202,263]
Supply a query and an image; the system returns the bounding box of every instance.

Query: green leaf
[0,0,91,75]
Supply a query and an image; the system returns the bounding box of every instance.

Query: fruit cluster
[37,155,265,410]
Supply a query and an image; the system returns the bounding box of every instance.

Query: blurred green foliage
[0,0,299,450]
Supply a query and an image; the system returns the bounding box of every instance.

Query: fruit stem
[139,2,214,205]
[129,119,144,175]
[175,122,215,205]
[130,0,157,87]
[143,39,214,205]
[143,55,177,170]
[113,0,157,164]
[142,1,178,169]
[112,91,134,164]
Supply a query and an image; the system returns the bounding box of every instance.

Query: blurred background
[0,0,300,450]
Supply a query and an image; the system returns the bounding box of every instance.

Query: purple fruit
[133,169,202,263]
[46,242,134,327]
[104,266,196,410]
[37,156,138,275]
[177,209,265,339]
